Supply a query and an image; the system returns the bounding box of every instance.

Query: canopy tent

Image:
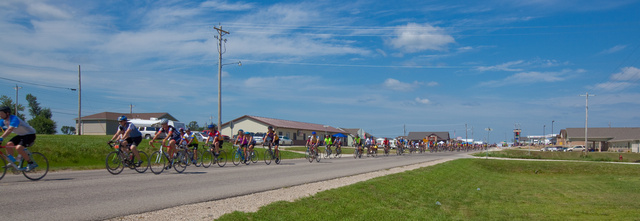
[332,133,348,138]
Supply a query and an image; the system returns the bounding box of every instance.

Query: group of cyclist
[232,125,280,164]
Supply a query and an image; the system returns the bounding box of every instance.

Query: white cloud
[382,78,437,91]
[387,23,455,53]
[479,69,578,87]
[200,0,255,11]
[415,97,430,104]
[611,67,640,81]
[594,81,635,91]
[599,45,627,55]
[476,60,525,72]
[27,2,71,20]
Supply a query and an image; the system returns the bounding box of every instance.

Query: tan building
[220,115,345,145]
[76,112,178,135]
[558,127,640,152]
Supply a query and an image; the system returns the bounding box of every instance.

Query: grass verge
[475,149,640,162]
[218,158,640,220]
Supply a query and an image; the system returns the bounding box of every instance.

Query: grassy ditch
[476,149,640,162]
[218,158,640,220]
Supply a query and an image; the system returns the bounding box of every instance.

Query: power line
[0,76,76,91]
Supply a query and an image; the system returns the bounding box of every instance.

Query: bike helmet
[208,124,215,129]
[0,106,11,113]
[244,131,250,135]
[268,125,273,130]
[117,115,128,121]
[159,118,169,125]
[312,131,316,135]
[238,129,244,133]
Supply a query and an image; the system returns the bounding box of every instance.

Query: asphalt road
[0,150,475,220]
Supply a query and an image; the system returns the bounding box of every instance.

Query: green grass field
[476,149,640,163]
[1,135,304,170]
[218,158,640,220]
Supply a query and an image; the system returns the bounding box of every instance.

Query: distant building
[558,127,640,152]
[220,115,345,145]
[407,132,450,143]
[76,112,178,135]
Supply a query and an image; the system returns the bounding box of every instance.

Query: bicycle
[353,144,362,159]
[334,144,342,158]
[232,144,247,166]
[306,143,320,163]
[106,141,149,174]
[201,143,227,168]
[324,145,333,159]
[0,144,49,181]
[179,143,200,167]
[383,144,390,156]
[263,141,281,165]
[149,142,187,174]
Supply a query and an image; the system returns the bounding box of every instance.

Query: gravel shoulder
[109,157,455,220]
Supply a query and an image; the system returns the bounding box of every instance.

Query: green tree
[0,95,26,119]
[24,94,56,134]
[61,126,76,135]
[29,115,56,134]
[26,93,42,118]
[187,121,200,131]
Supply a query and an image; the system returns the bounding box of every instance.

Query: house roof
[565,127,640,142]
[407,131,451,141]
[223,115,345,133]
[78,112,178,121]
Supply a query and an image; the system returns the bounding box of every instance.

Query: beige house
[76,112,178,135]
[220,115,345,145]
[558,127,640,152]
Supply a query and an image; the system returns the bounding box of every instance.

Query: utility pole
[214,25,229,133]
[77,65,82,135]
[13,84,22,116]
[580,92,596,153]
[465,123,468,146]
[129,103,135,114]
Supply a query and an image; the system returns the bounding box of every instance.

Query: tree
[187,121,199,131]
[25,94,56,134]
[26,94,42,118]
[0,95,26,119]
[61,126,76,135]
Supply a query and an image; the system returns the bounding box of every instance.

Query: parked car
[279,136,293,145]
[568,145,585,152]
[540,147,550,152]
[139,126,164,139]
[253,136,263,145]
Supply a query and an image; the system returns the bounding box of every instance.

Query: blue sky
[1,0,640,143]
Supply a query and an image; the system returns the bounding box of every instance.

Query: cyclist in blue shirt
[109,115,143,167]
[0,106,38,170]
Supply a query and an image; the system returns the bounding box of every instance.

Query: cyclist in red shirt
[205,124,223,156]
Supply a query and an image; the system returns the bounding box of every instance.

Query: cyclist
[149,118,181,168]
[109,115,143,167]
[243,131,256,163]
[263,126,279,158]
[306,131,320,156]
[205,124,223,156]
[324,135,332,154]
[383,138,390,154]
[334,136,342,156]
[0,106,37,170]
[365,136,373,154]
[353,135,362,155]
[183,128,199,164]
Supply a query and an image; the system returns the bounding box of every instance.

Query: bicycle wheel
[23,152,49,181]
[149,151,167,175]
[105,151,124,175]
[307,148,314,163]
[324,147,330,159]
[134,151,149,173]
[274,149,281,164]
[336,148,342,158]
[184,151,192,167]
[0,155,7,180]
[201,150,213,168]
[217,149,227,167]
[353,148,358,159]
[264,149,272,165]
[232,149,242,166]
[173,150,187,173]
[305,148,311,162]
[192,149,201,167]
[250,150,258,164]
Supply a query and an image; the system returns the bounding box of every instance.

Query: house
[220,115,345,145]
[76,112,178,135]
[559,127,640,152]
[407,132,451,143]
